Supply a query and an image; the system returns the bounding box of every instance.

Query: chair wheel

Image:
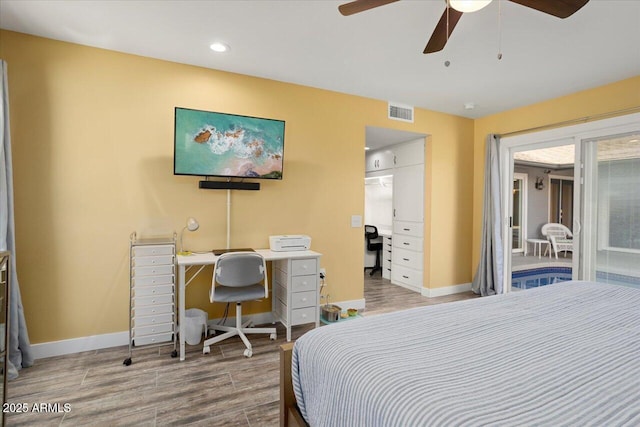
[123,357,132,366]
[243,349,252,358]
[270,333,277,340]
[171,350,178,358]
[203,346,211,354]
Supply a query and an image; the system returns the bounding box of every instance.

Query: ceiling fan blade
[338,0,399,16]
[508,0,589,18]
[423,7,463,54]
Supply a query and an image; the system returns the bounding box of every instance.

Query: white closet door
[393,163,424,223]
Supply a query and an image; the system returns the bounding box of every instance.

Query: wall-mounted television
[174,107,285,180]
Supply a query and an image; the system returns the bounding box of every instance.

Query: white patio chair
[541,223,573,259]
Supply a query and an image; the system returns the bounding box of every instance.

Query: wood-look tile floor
[6,274,477,426]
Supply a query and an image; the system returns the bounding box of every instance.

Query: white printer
[269,235,311,252]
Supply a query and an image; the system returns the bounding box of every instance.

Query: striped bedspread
[292,281,640,426]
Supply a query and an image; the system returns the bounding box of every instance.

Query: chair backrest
[213,252,266,288]
[541,223,573,240]
[364,225,379,241]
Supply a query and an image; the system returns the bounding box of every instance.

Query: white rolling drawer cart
[124,232,177,366]
[272,257,320,342]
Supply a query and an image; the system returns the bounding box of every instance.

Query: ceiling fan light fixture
[449,0,492,13]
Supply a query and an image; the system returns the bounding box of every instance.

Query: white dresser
[272,256,321,341]
[125,232,177,365]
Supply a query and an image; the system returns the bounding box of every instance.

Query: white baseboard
[31,331,130,360]
[421,282,472,298]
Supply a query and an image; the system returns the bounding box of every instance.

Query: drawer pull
[403,275,409,279]
[302,314,307,318]
[403,228,410,231]
[403,242,410,246]
[301,298,307,302]
[403,258,410,261]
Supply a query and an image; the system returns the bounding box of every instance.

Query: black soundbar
[198,181,260,190]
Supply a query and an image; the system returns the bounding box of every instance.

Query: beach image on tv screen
[174,108,284,179]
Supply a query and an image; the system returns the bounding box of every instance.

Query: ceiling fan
[338,0,589,54]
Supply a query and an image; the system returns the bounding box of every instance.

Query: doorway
[509,144,575,290]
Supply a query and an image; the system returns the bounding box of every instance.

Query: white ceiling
[1,0,639,123]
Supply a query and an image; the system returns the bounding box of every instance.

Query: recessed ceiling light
[210,42,229,53]
[365,147,371,151]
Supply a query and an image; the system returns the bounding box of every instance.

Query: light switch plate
[351,215,362,228]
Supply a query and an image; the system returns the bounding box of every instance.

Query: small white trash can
[184,308,208,345]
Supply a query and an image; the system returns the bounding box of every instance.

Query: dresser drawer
[133,245,174,257]
[134,284,174,297]
[134,303,174,317]
[133,255,174,267]
[391,265,423,288]
[393,221,424,237]
[134,294,173,307]
[290,307,316,326]
[133,312,174,327]
[291,290,316,309]
[393,234,423,252]
[133,264,174,277]
[133,274,174,287]
[291,275,317,292]
[133,322,173,337]
[291,259,317,276]
[392,247,423,270]
[133,332,173,347]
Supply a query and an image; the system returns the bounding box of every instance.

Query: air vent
[388,102,414,123]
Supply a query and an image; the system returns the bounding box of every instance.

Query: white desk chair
[202,252,276,357]
[541,223,573,259]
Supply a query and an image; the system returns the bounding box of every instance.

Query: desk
[526,238,551,259]
[176,249,322,361]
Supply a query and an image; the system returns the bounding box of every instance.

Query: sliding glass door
[500,112,640,292]
[581,133,640,287]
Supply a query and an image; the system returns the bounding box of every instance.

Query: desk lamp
[178,217,199,255]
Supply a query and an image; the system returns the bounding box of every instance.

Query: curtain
[471,134,504,296]
[1,60,34,379]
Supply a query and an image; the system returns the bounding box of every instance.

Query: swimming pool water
[512,267,640,290]
[511,267,572,290]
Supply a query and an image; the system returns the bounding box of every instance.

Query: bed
[279,281,640,426]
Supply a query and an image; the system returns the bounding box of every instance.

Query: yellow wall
[0,30,475,344]
[472,76,640,272]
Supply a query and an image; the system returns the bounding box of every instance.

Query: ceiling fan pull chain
[497,0,503,60]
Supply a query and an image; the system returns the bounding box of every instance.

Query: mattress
[292,281,640,426]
